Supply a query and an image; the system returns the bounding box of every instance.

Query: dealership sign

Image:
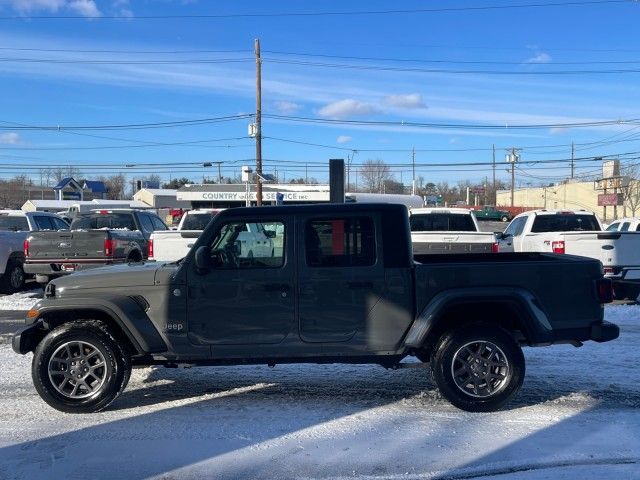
[178,190,330,202]
[597,193,623,206]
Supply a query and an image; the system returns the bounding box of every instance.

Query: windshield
[71,213,137,230]
[181,213,217,230]
[531,214,601,232]
[410,213,476,232]
[0,216,29,231]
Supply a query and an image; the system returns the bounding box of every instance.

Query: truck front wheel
[430,324,525,412]
[31,320,131,413]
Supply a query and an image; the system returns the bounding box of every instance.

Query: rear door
[297,214,384,343]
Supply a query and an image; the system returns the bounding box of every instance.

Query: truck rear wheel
[430,324,525,412]
[31,320,131,413]
[0,259,25,293]
[501,215,509,222]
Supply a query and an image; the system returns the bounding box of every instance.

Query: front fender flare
[28,295,166,354]
[404,287,553,348]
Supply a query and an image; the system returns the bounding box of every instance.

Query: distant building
[52,177,107,201]
[133,188,190,209]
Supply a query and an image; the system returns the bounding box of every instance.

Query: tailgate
[562,232,621,267]
[412,232,496,255]
[151,230,201,261]
[26,230,108,261]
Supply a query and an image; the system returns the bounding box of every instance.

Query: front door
[297,214,384,343]
[187,218,294,345]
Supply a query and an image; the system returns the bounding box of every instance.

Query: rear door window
[305,217,376,268]
[150,216,168,231]
[33,216,55,230]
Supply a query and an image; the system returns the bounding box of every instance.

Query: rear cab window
[0,215,29,231]
[305,217,376,267]
[71,213,137,230]
[531,214,601,233]
[410,213,476,232]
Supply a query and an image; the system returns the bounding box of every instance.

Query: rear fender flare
[404,287,553,349]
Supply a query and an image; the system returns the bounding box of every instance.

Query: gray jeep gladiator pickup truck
[12,203,618,413]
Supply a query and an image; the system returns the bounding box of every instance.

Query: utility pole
[255,38,263,206]
[506,147,520,207]
[305,163,308,184]
[411,147,416,195]
[570,142,575,179]
[492,144,496,205]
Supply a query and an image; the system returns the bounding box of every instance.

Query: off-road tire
[32,320,131,413]
[430,324,525,412]
[0,259,25,293]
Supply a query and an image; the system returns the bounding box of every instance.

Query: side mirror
[194,246,211,274]
[494,232,504,240]
[265,230,276,238]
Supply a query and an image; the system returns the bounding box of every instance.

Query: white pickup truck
[497,209,640,299]
[148,209,223,262]
[0,210,69,292]
[606,218,640,232]
[409,208,498,255]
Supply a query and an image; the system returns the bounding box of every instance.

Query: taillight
[147,239,154,259]
[104,238,114,257]
[596,278,613,304]
[23,239,29,257]
[491,242,499,253]
[552,240,565,254]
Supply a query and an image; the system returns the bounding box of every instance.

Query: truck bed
[414,252,604,333]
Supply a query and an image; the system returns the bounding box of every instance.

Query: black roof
[219,202,408,218]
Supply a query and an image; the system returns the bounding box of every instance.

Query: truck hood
[51,261,178,294]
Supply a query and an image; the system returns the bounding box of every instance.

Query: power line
[263,114,640,130]
[0,57,253,65]
[265,50,640,66]
[0,114,253,131]
[0,0,629,20]
[264,57,640,75]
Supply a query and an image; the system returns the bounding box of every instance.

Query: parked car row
[0,210,70,293]
[24,209,168,284]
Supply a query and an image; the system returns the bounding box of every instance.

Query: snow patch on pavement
[0,289,42,311]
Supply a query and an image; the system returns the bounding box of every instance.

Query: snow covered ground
[0,306,638,479]
[0,288,42,311]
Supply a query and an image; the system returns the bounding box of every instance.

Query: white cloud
[525,52,552,64]
[384,93,426,109]
[0,132,20,144]
[336,135,352,144]
[318,99,380,119]
[274,100,301,115]
[68,0,100,17]
[2,0,100,16]
[549,127,568,135]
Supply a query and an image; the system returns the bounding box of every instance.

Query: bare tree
[360,159,393,193]
[100,174,126,200]
[622,165,640,216]
[52,166,81,183]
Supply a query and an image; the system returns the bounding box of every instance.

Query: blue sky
[0,0,639,187]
